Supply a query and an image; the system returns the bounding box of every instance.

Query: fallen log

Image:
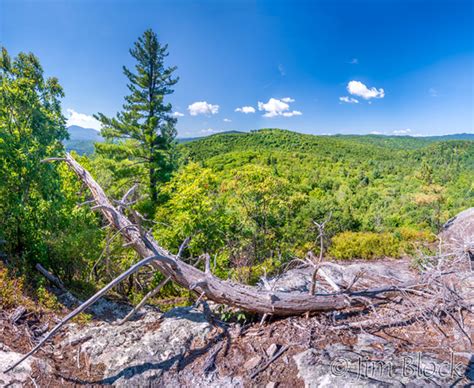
[3,153,426,373]
[35,263,82,306]
[48,153,354,316]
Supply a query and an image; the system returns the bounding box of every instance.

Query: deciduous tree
[0,47,68,266]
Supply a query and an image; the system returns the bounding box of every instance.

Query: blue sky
[1,0,473,137]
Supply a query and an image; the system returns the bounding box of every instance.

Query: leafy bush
[396,227,436,256]
[397,227,435,242]
[329,231,401,260]
[229,257,281,285]
[0,264,92,322]
[0,265,33,309]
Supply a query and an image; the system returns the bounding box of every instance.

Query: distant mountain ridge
[64,125,473,155]
[177,130,244,144]
[64,125,103,154]
[179,130,474,145]
[178,128,474,163]
[424,133,474,141]
[67,125,103,141]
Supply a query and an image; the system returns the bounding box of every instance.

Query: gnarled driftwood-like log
[4,153,424,372]
[57,153,353,315]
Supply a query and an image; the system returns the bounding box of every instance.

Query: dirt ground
[1,304,472,387]
[1,256,472,387]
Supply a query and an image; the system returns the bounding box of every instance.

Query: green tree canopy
[0,47,68,266]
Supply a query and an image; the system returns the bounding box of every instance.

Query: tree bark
[149,164,157,203]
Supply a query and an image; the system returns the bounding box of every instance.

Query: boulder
[260,260,416,293]
[63,306,213,387]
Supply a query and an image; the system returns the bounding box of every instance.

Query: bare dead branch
[250,344,290,379]
[77,199,96,207]
[41,157,66,163]
[121,183,138,204]
[177,236,192,259]
[310,266,319,296]
[204,253,211,274]
[35,263,83,305]
[4,254,162,373]
[117,275,171,325]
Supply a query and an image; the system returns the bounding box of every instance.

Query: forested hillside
[148,128,472,275]
[1,39,472,314]
[2,3,473,384]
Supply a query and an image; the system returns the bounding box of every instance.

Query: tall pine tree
[95,29,178,203]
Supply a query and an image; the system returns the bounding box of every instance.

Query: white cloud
[282,110,302,117]
[235,106,256,114]
[223,118,232,122]
[347,80,385,100]
[349,58,359,64]
[393,128,412,135]
[257,97,302,118]
[66,109,102,131]
[172,111,184,117]
[188,101,219,116]
[370,131,383,135]
[339,96,359,104]
[258,99,287,117]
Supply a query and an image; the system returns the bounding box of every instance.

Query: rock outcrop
[0,343,50,387]
[441,207,474,253]
[63,307,214,387]
[293,334,473,387]
[260,260,416,293]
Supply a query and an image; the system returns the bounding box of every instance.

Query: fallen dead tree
[4,153,471,373]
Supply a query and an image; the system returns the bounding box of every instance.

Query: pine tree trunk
[150,166,157,203]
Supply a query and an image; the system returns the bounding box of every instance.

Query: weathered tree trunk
[62,153,355,315]
[4,153,427,373]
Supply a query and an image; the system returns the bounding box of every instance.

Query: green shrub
[396,227,436,255]
[397,227,435,242]
[329,231,401,260]
[229,257,281,285]
[36,283,61,311]
[0,265,33,310]
[0,263,91,323]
